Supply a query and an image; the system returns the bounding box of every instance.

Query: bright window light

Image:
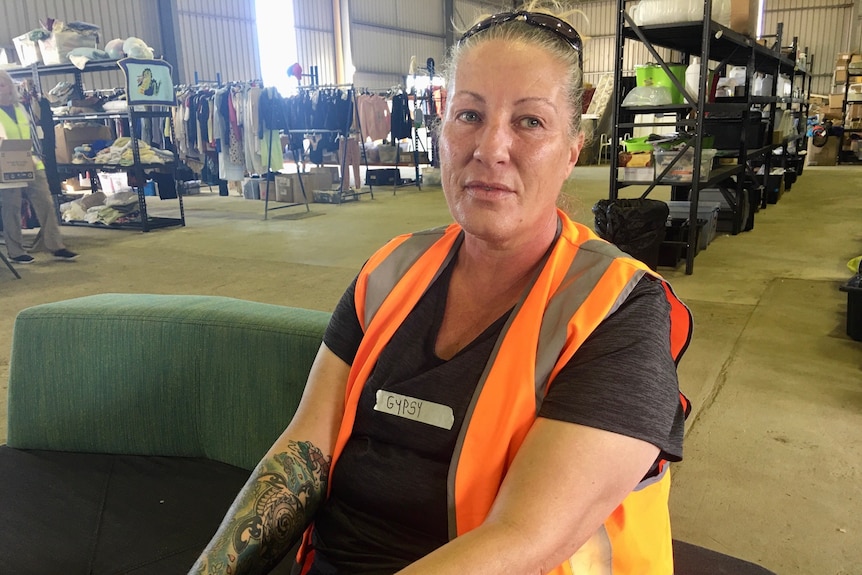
[255,0,298,95]
[405,75,446,94]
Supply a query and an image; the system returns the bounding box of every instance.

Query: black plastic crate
[839,282,862,341]
[365,169,401,186]
[658,218,704,268]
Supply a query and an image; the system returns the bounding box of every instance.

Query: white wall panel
[452,0,516,32]
[349,1,446,90]
[1,1,160,91]
[293,0,338,84]
[352,0,445,34]
[763,0,858,96]
[176,0,259,85]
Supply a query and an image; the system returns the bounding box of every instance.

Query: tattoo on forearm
[190,440,331,574]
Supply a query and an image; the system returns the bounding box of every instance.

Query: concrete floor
[1,165,860,574]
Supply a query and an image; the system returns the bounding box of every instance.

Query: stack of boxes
[809,51,862,165]
[831,52,862,121]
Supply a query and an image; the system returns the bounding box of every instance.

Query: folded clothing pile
[60,190,140,226]
[74,137,175,166]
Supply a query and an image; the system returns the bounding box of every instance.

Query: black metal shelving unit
[8,60,185,232]
[836,67,862,165]
[611,2,808,274]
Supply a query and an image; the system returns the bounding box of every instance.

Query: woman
[0,69,78,263]
[191,3,691,574]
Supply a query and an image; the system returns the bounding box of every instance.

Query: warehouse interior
[1,1,861,574]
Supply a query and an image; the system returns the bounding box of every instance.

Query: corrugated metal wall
[2,1,854,98]
[449,1,676,87]
[350,0,446,90]
[763,0,859,96]
[0,0,160,90]
[1,0,260,89]
[453,0,517,32]
[175,0,259,85]
[293,0,338,86]
[573,0,679,88]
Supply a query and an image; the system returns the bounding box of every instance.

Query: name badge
[374,390,454,430]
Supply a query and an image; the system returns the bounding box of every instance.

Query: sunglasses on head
[458,11,583,66]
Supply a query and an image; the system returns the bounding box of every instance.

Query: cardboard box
[829,93,845,109]
[0,139,35,183]
[846,103,862,120]
[274,173,298,203]
[309,166,340,185]
[824,107,844,121]
[274,173,317,203]
[837,52,854,62]
[38,30,99,66]
[312,189,343,204]
[806,137,839,166]
[835,66,847,85]
[730,0,759,36]
[13,34,41,66]
[54,124,114,163]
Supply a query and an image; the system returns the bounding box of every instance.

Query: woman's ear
[567,131,585,171]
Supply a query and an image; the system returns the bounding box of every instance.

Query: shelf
[56,162,176,172]
[62,216,184,232]
[5,59,122,79]
[617,165,743,187]
[56,109,171,122]
[622,102,750,114]
[613,7,811,274]
[623,21,751,65]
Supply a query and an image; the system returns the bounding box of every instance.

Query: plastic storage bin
[839,279,862,341]
[635,64,688,104]
[654,148,717,182]
[667,200,721,250]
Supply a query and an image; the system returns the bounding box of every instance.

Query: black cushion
[0,446,262,574]
[673,539,777,575]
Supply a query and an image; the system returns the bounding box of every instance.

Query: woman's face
[439,38,582,248]
[0,75,16,106]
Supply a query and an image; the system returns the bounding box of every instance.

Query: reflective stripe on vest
[0,104,43,170]
[301,210,693,574]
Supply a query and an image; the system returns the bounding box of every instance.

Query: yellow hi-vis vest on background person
[301,209,693,575]
[0,104,43,170]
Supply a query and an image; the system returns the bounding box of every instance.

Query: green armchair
[1,293,329,573]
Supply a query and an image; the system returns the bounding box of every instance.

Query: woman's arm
[396,417,660,575]
[189,344,350,575]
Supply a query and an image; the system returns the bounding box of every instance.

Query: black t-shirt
[309,261,684,575]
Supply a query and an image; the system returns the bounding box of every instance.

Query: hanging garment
[390,93,412,140]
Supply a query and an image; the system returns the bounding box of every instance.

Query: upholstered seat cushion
[0,447,294,574]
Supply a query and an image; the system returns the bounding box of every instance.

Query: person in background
[190,2,692,574]
[0,69,78,263]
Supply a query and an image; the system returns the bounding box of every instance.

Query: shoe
[10,254,34,264]
[53,249,79,260]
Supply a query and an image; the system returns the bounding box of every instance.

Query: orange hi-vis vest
[299,210,692,574]
[0,103,43,170]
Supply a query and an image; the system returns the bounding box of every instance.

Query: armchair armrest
[6,293,329,469]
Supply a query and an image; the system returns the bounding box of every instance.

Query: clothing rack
[409,57,443,172]
[193,71,221,86]
[266,82,373,215]
[353,85,424,193]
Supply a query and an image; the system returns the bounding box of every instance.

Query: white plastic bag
[622,86,673,107]
[630,0,731,28]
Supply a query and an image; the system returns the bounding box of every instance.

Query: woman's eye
[520,117,542,128]
[457,111,480,122]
